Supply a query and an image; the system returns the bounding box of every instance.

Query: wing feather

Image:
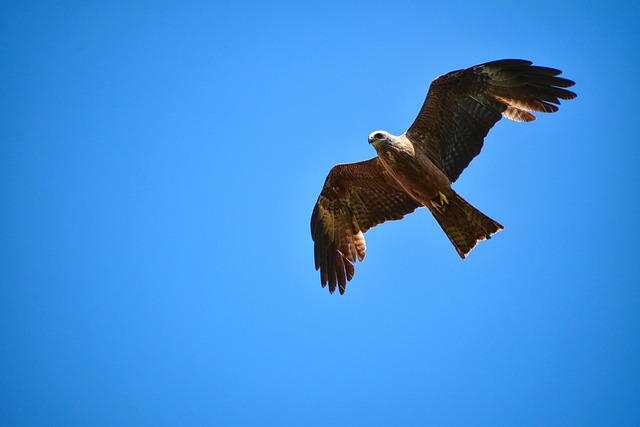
[310,158,421,294]
[406,59,576,182]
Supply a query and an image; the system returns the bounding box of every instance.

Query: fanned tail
[429,189,503,258]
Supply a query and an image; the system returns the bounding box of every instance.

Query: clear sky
[2,1,639,426]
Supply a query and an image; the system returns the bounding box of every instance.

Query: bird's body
[311,59,576,294]
[370,131,450,203]
[369,130,504,258]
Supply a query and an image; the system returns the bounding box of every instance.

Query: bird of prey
[310,59,576,294]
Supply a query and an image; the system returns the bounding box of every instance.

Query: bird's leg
[430,192,449,214]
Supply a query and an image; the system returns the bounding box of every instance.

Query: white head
[368,130,401,155]
[368,130,414,161]
[368,130,394,145]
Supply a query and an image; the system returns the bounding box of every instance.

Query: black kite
[311,59,576,294]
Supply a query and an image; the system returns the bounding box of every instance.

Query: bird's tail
[428,189,503,258]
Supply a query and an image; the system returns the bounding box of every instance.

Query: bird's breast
[380,150,451,204]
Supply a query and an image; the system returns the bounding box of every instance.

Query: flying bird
[311,59,576,294]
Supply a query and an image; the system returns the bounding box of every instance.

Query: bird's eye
[374,132,383,139]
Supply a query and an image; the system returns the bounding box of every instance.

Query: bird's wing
[311,157,421,294]
[405,59,576,182]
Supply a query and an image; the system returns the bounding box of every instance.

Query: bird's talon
[430,192,449,214]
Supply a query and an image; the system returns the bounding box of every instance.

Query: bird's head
[368,130,392,146]
[370,130,396,162]
[368,131,399,156]
[369,130,414,161]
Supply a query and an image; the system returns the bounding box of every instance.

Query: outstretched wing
[405,59,576,182]
[311,158,421,294]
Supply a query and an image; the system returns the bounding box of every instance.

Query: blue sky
[2,1,639,425]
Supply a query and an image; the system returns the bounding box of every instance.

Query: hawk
[311,59,576,294]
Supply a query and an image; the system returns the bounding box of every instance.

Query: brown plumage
[311,59,576,294]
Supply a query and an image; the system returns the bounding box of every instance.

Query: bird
[310,59,576,294]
